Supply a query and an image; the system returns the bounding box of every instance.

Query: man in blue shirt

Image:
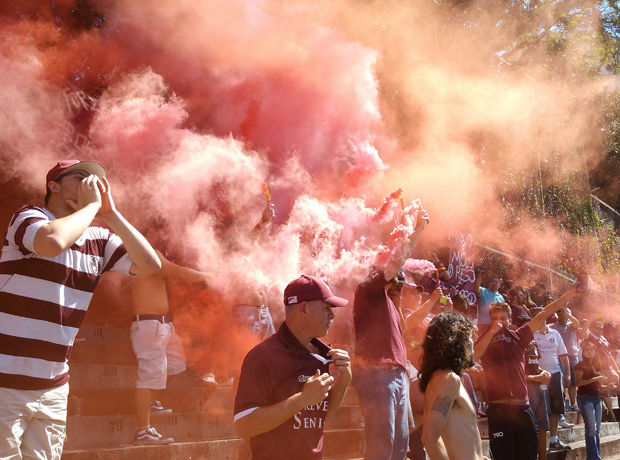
[475,270,505,331]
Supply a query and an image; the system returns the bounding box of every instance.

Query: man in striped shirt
[0,160,161,459]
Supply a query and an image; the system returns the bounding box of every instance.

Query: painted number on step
[109,419,123,433]
[164,415,178,427]
[103,366,117,377]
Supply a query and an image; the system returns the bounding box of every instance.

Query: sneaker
[558,419,575,429]
[570,404,579,411]
[150,400,172,415]
[549,440,571,451]
[133,427,174,445]
[201,373,219,388]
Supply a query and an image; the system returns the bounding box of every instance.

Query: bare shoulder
[429,369,461,389]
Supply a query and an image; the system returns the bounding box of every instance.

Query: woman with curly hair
[418,312,485,460]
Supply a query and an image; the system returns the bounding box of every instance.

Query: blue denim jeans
[577,395,602,460]
[353,365,409,460]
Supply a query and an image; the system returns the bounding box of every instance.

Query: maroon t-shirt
[575,360,601,397]
[234,322,331,460]
[353,269,407,368]
[477,324,534,402]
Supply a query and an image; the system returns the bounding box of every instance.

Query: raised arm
[528,286,580,334]
[248,204,275,243]
[156,250,209,283]
[421,371,460,460]
[406,289,442,330]
[96,178,160,275]
[474,321,503,361]
[380,203,428,283]
[235,370,334,438]
[474,270,487,295]
[564,308,580,330]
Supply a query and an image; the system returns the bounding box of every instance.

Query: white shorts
[0,383,69,460]
[130,320,186,389]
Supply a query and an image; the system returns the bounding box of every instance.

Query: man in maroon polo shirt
[353,203,428,460]
[474,286,581,460]
[234,275,351,460]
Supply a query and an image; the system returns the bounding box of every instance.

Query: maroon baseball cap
[284,275,348,308]
[46,160,106,190]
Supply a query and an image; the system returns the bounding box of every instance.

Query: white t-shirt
[534,327,568,374]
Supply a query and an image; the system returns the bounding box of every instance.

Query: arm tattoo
[431,394,452,417]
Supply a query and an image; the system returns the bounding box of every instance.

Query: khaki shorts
[0,383,69,460]
[130,320,186,389]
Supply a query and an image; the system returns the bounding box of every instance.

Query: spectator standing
[130,221,211,445]
[530,306,574,450]
[353,203,428,460]
[233,275,351,460]
[474,270,505,331]
[584,319,619,422]
[419,312,485,460]
[0,160,160,459]
[515,315,551,460]
[550,307,580,411]
[575,341,606,460]
[508,287,531,323]
[473,285,581,460]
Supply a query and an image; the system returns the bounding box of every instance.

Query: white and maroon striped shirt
[0,205,133,390]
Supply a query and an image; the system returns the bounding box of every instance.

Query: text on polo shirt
[293,400,329,430]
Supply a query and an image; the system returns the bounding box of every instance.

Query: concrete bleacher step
[64,321,365,459]
[62,427,365,460]
[77,325,132,345]
[64,405,362,449]
[563,433,620,460]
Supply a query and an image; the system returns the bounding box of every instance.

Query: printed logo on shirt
[491,333,515,344]
[493,432,504,438]
[89,256,100,275]
[299,374,310,382]
[549,337,555,343]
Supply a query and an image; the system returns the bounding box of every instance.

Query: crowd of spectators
[3,160,620,460]
[398,263,619,460]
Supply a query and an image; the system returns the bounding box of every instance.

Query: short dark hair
[513,315,531,327]
[530,306,544,316]
[451,294,469,316]
[418,312,474,393]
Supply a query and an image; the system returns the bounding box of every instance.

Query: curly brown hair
[419,312,474,393]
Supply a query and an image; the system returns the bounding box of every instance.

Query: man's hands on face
[327,349,351,379]
[95,177,117,220]
[66,174,101,212]
[301,370,334,406]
